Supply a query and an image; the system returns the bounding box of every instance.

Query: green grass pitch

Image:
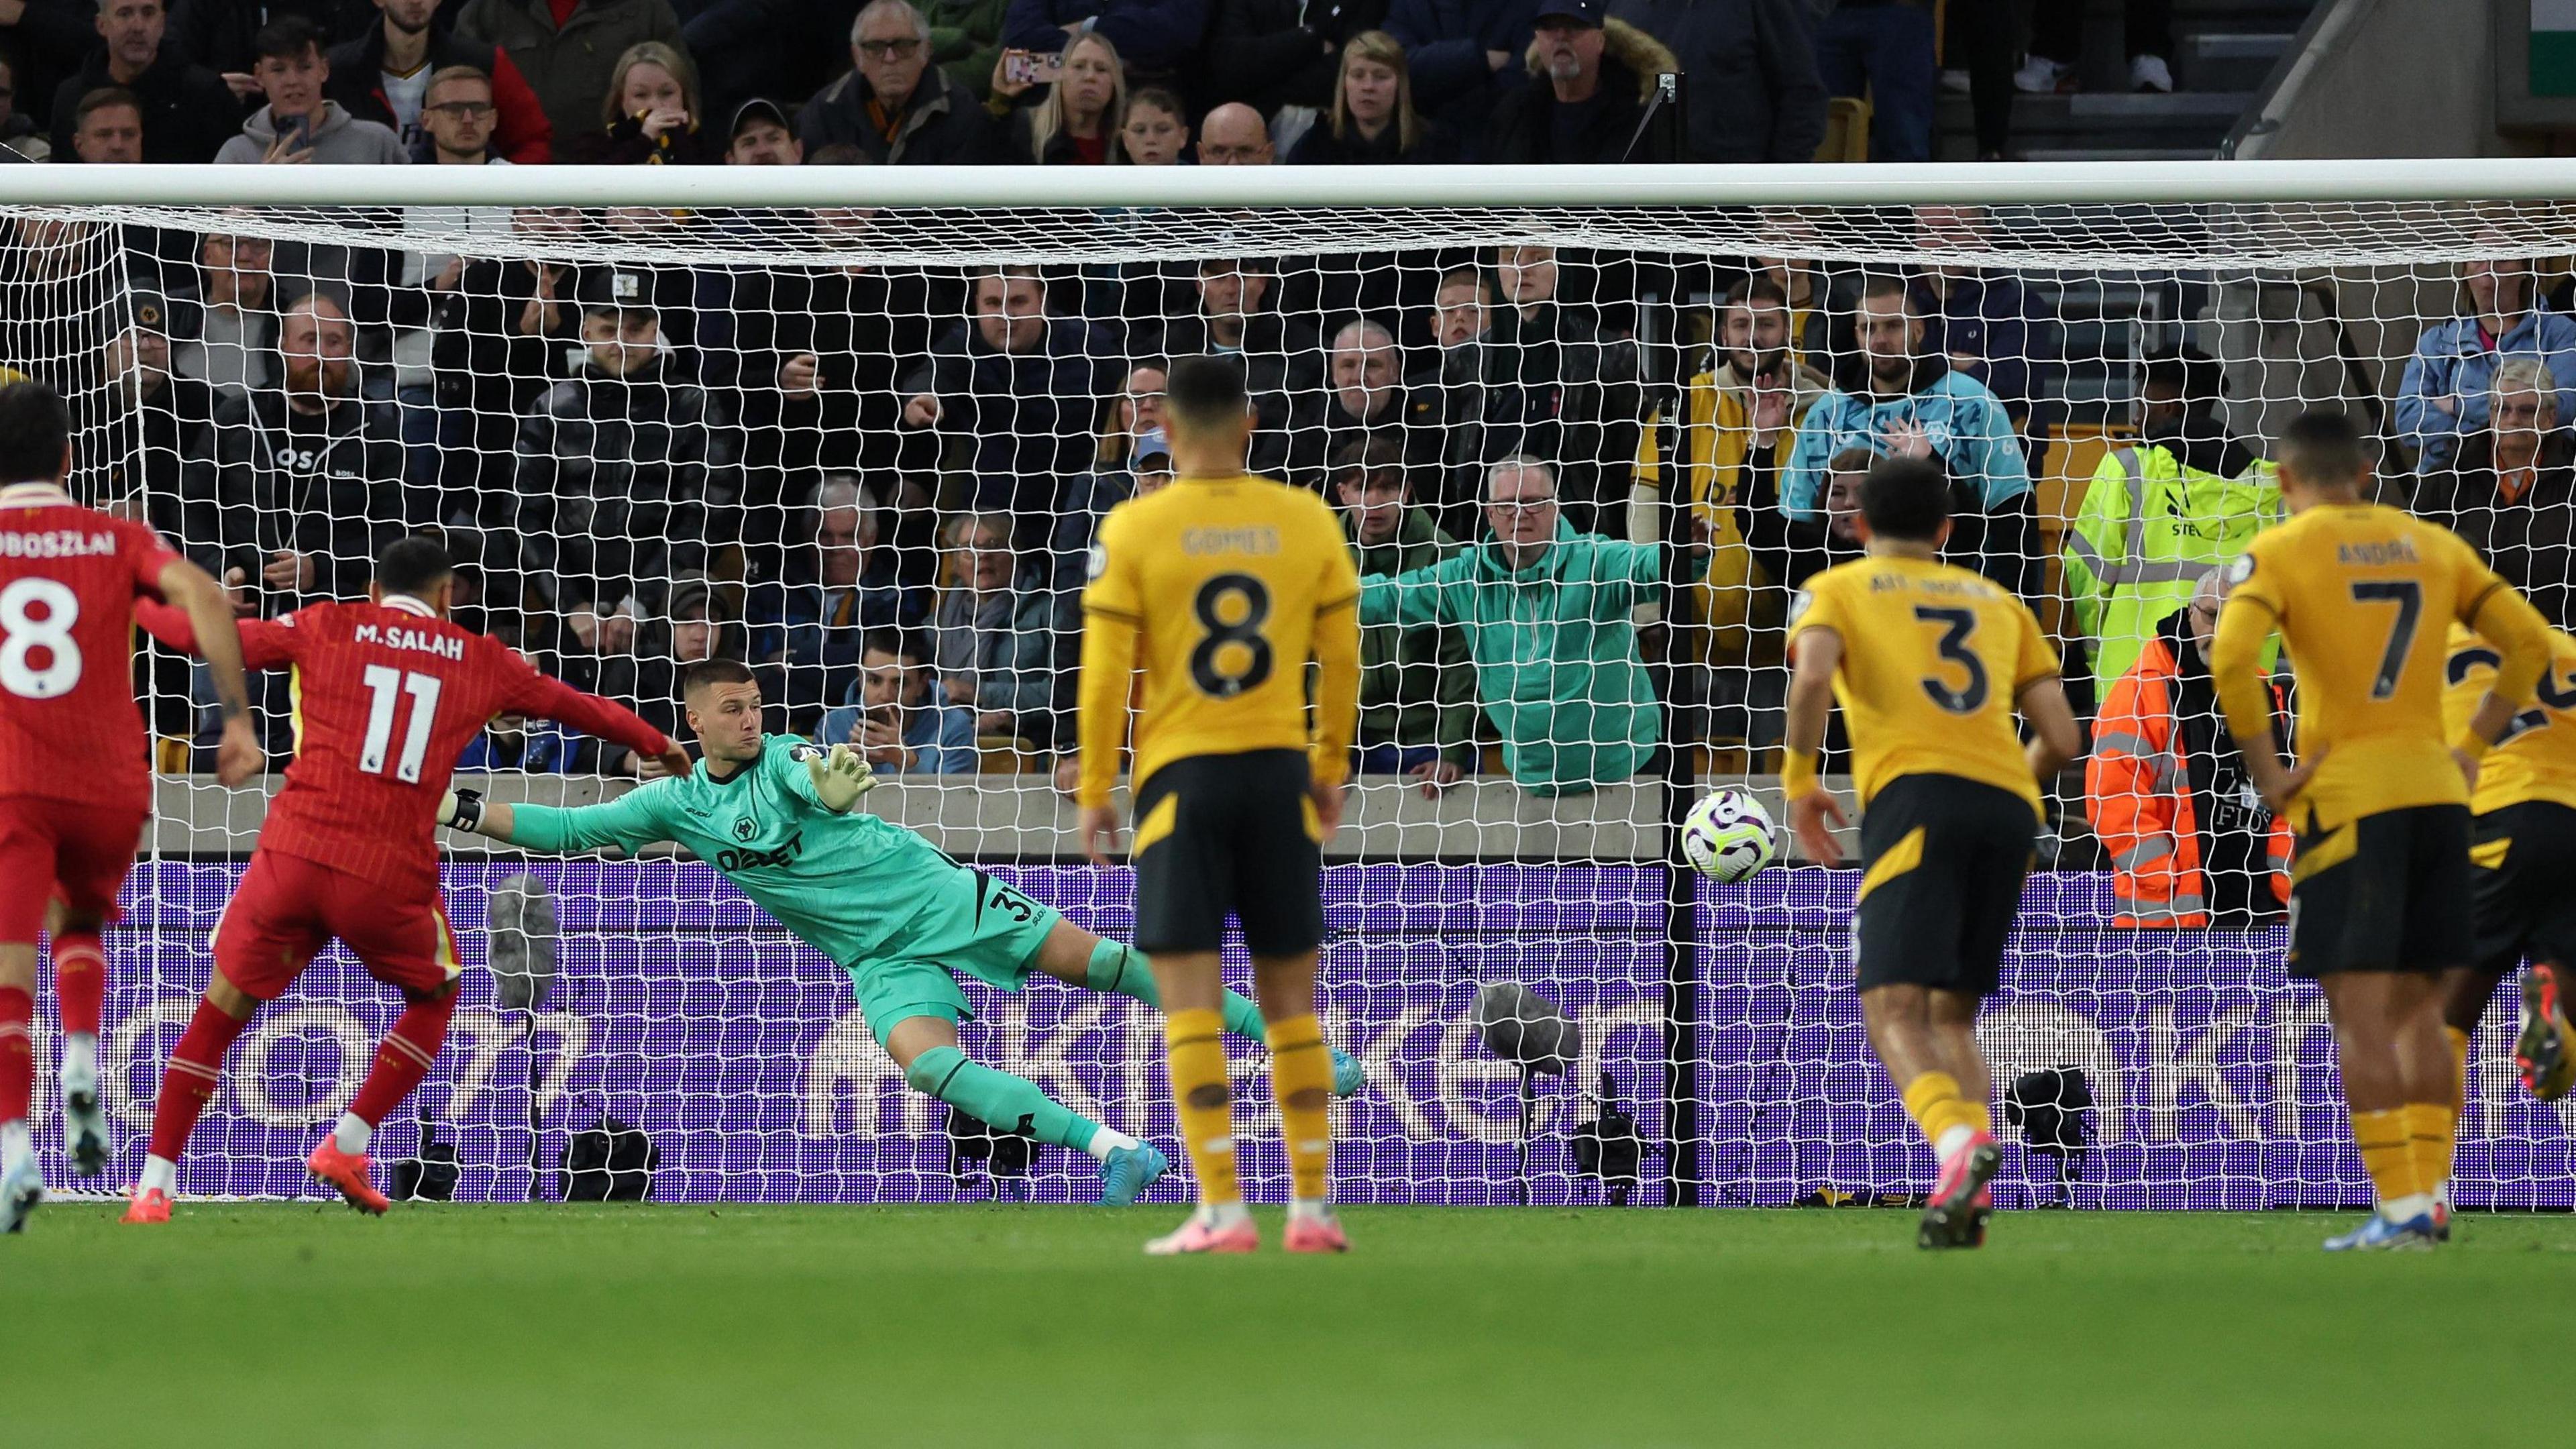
[13,1202,2571,1446]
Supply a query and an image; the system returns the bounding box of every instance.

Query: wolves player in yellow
[1076,356,1363,1255]
[2210,410,2553,1250]
[2440,624,2576,1101]
[1782,457,2082,1250]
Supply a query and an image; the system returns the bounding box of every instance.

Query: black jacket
[726,263,955,513]
[1424,301,1644,539]
[1606,0,1825,162]
[796,64,1000,164]
[180,388,409,612]
[1283,114,1458,164]
[2419,429,2576,630]
[1282,382,1445,495]
[48,48,241,162]
[1203,0,1387,115]
[1152,311,1320,478]
[1487,35,1682,166]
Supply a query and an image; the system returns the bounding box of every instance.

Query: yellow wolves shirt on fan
[2443,624,2576,814]
[1075,473,1363,806]
[1787,555,2058,809]
[2212,502,2551,830]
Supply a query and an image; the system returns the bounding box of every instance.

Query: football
[1680,787,1780,882]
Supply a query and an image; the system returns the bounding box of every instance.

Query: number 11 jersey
[1788,555,2058,809]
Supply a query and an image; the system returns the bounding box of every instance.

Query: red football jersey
[0,482,178,812]
[139,595,674,898]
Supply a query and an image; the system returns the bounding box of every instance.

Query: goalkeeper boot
[1099,1142,1169,1206]
[1283,1208,1350,1254]
[2323,1210,2439,1252]
[306,1138,390,1216]
[1331,1046,1366,1099]
[1144,1205,1259,1256]
[120,1185,170,1225]
[1918,1130,2002,1250]
[2516,963,2576,1101]
[0,1151,42,1234]
[60,1055,108,1179]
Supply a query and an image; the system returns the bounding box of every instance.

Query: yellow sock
[2404,1101,2457,1197]
[1900,1071,1979,1153]
[1164,1008,1240,1208]
[1264,1014,1334,1204]
[2351,1107,2421,1205]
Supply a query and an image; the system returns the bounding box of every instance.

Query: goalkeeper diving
[440,658,1362,1203]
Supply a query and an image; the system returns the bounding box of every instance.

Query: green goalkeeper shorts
[845,867,1060,1044]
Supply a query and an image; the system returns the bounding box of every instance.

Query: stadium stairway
[1937,0,2326,162]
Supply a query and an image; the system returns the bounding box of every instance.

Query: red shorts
[215,850,461,1002]
[0,796,147,942]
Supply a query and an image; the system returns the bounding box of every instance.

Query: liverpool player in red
[0,381,260,1232]
[124,536,684,1221]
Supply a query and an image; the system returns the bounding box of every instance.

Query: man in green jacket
[1358,455,1664,796]
[1335,436,1479,795]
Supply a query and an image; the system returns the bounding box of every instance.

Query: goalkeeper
[441,659,1362,1205]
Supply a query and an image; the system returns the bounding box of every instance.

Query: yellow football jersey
[2442,623,2576,814]
[2212,502,2550,829]
[1787,554,2057,808]
[1075,473,1362,806]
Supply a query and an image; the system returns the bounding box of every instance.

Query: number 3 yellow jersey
[2442,623,2576,814]
[1075,473,1362,807]
[1788,554,2058,809]
[2211,502,2549,829]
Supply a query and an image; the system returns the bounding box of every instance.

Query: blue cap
[1536,0,1604,25]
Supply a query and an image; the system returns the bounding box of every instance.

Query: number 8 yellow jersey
[1075,473,1362,808]
[1788,555,2058,809]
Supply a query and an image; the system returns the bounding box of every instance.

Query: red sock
[347,993,458,1130]
[0,987,30,1126]
[149,998,252,1163]
[51,931,103,1038]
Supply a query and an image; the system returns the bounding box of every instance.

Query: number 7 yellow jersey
[1787,554,2058,808]
[1075,473,1362,807]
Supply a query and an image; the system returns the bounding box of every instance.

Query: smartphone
[284,112,314,152]
[1006,50,1064,86]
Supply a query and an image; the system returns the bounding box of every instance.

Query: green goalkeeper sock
[1085,938,1266,1042]
[903,1045,1129,1161]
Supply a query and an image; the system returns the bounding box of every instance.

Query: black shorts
[2286,804,2473,979]
[2469,800,2576,979]
[1130,748,1325,957]
[1853,773,2037,997]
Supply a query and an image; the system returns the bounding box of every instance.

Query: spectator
[416,63,506,167]
[1606,0,1823,162]
[172,228,277,397]
[1910,205,2049,427]
[2415,357,2576,629]
[96,288,213,537]
[1204,0,1384,120]
[1336,434,1477,795]
[328,0,554,164]
[589,574,737,774]
[800,0,999,164]
[0,54,42,160]
[724,94,800,163]
[1001,0,1205,89]
[456,0,687,151]
[1152,256,1314,476]
[1116,82,1184,163]
[50,0,237,164]
[2062,347,2277,689]
[1194,98,1272,163]
[1358,455,1662,795]
[1286,28,1456,163]
[1285,315,1440,493]
[2395,254,2576,479]
[510,264,731,617]
[1814,0,1935,162]
[65,83,139,162]
[1741,444,1866,594]
[816,629,979,774]
[1784,272,2039,598]
[387,66,513,523]
[922,0,1009,101]
[675,0,852,123]
[455,712,583,771]
[565,40,721,162]
[181,291,405,631]
[2020,0,2174,95]
[417,227,585,559]
[932,511,1056,746]
[1385,0,1539,157]
[2086,568,2292,930]
[215,16,409,165]
[1489,3,1680,165]
[991,27,1122,164]
[896,264,1104,523]
[1053,368,1167,585]
[747,476,928,729]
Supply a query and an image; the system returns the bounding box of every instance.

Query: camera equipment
[2005,1067,2095,1209]
[1569,1073,1642,1205]
[488,873,561,1199]
[1473,983,1580,1205]
[947,1106,1034,1201]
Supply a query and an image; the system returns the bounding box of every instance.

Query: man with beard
[49,0,237,164]
[1285,317,1441,494]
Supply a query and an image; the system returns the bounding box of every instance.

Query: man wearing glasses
[798,0,1000,164]
[333,0,553,162]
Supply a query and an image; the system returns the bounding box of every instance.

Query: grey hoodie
[215,101,409,165]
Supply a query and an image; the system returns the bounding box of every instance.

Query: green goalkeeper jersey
[506,735,965,967]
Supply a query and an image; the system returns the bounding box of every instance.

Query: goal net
[13,161,2576,1209]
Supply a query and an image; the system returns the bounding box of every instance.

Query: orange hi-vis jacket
[2084,635,2292,928]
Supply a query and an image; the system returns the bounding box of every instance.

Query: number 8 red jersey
[0,482,180,814]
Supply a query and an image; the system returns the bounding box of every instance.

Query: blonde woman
[991,30,1125,164]
[568,42,721,164]
[1287,30,1455,164]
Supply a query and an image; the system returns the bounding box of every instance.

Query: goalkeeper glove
[807,743,879,812]
[439,787,485,833]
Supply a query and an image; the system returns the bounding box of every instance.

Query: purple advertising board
[46,861,2576,1208]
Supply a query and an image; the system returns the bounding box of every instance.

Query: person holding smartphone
[213,15,407,165]
[989,30,1123,163]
